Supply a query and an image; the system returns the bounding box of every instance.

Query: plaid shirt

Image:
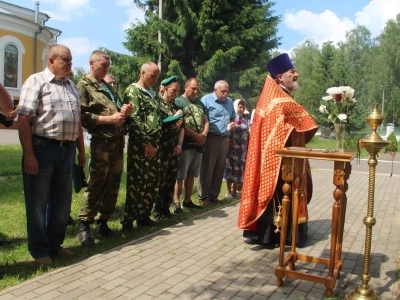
[18,68,81,141]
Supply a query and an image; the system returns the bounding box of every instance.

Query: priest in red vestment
[238,53,318,248]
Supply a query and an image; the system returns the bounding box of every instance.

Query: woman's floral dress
[224,114,249,184]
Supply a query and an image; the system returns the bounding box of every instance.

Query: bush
[385,132,397,153]
[344,134,361,151]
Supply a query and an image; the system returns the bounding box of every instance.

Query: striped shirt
[18,68,81,141]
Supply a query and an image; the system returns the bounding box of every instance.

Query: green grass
[0,145,233,290]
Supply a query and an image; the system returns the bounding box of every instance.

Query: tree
[123,0,280,106]
[71,67,87,85]
[291,40,322,118]
[368,14,400,125]
[99,48,142,96]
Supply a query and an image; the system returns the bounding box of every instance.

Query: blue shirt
[201,92,236,135]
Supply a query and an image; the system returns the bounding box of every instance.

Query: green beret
[161,75,179,86]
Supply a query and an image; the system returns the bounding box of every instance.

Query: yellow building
[0,0,61,104]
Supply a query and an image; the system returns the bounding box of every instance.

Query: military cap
[161,75,179,86]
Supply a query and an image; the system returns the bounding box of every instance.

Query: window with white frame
[4,44,18,88]
[0,35,25,90]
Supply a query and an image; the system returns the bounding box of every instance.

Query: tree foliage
[291,18,400,133]
[119,0,280,107]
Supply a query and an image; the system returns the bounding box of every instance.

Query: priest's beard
[282,74,299,92]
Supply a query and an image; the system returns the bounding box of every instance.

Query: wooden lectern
[274,147,356,297]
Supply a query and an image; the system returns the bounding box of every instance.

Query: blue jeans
[23,136,75,259]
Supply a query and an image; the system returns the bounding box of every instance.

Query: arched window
[0,35,25,96]
[4,44,18,88]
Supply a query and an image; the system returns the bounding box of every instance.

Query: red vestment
[238,76,317,230]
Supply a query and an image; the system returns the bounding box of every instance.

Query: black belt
[33,135,75,147]
[208,132,228,138]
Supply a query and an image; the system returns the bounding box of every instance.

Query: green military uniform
[78,74,125,223]
[153,98,182,218]
[122,83,162,226]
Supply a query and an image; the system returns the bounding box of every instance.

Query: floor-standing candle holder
[345,103,389,300]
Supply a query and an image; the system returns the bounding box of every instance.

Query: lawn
[0,144,234,290]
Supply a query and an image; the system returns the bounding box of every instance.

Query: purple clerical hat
[266,53,294,78]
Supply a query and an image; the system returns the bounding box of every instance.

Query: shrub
[344,134,361,151]
[385,132,398,153]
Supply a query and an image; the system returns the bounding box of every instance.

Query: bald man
[121,62,162,230]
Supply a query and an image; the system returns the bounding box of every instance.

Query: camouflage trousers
[122,139,161,224]
[78,136,124,223]
[154,145,178,216]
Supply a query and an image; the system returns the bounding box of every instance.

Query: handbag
[72,163,88,193]
[185,105,206,154]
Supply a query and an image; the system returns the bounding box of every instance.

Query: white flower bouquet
[319,86,357,124]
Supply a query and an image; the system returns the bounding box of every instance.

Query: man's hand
[227,122,236,131]
[77,151,86,167]
[173,144,182,155]
[144,143,156,159]
[112,112,126,125]
[5,110,17,121]
[121,103,133,118]
[172,118,183,128]
[194,133,206,146]
[23,154,38,175]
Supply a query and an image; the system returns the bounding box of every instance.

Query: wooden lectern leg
[275,157,292,287]
[325,161,346,297]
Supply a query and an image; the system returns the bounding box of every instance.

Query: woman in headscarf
[224,99,249,199]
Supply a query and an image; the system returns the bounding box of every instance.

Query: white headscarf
[234,99,249,115]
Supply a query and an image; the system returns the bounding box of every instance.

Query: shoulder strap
[186,104,200,133]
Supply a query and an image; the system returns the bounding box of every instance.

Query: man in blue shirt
[198,80,237,205]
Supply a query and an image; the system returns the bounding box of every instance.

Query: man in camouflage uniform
[153,76,184,220]
[121,62,162,230]
[77,50,132,246]
[173,78,209,212]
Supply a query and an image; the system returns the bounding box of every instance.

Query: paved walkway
[0,167,399,300]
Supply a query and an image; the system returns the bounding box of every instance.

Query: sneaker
[182,200,203,209]
[225,193,233,199]
[136,217,157,227]
[173,203,182,214]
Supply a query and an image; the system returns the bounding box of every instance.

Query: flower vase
[334,123,345,152]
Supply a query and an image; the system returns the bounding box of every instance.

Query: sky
[10,0,400,70]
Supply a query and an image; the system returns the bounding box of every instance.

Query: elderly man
[173,78,209,212]
[198,80,236,206]
[104,73,117,90]
[77,50,132,246]
[17,44,86,265]
[238,53,317,249]
[121,62,162,230]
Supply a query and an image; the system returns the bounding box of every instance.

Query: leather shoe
[136,217,156,227]
[96,221,114,237]
[285,240,307,248]
[78,229,95,246]
[57,248,74,257]
[32,256,53,265]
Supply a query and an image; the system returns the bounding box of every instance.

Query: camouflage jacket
[78,74,125,139]
[160,98,182,147]
[123,83,162,146]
